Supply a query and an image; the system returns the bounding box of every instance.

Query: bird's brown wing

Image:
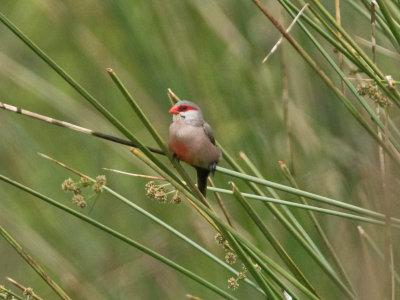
[203,122,216,145]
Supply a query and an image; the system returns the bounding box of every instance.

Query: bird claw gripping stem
[210,162,217,176]
[171,153,180,163]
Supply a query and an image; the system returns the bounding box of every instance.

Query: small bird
[168,100,222,196]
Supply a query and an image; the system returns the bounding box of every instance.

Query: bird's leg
[209,162,217,176]
[171,153,180,163]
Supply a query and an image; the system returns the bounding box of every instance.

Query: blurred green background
[0,0,399,299]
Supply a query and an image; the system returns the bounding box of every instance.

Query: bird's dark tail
[196,168,210,196]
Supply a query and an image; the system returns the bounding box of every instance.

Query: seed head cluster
[214,233,249,291]
[214,233,225,245]
[225,252,237,264]
[226,263,252,290]
[214,233,229,251]
[154,187,168,203]
[237,272,246,280]
[73,194,86,208]
[356,83,392,108]
[171,191,182,204]
[80,176,91,187]
[144,181,182,204]
[227,277,239,290]
[61,178,75,191]
[61,175,106,209]
[23,287,34,296]
[93,175,107,194]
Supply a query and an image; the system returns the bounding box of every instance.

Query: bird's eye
[179,105,188,111]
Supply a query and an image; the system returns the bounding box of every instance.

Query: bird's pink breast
[168,140,189,161]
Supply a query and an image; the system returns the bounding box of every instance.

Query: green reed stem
[38,153,264,295]
[358,226,400,287]
[0,286,24,300]
[0,226,71,300]
[279,161,357,296]
[239,152,328,263]
[0,11,184,197]
[278,0,400,157]
[107,69,211,207]
[230,182,317,297]
[231,182,316,293]
[241,243,318,300]
[223,230,276,298]
[216,165,400,225]
[130,147,319,298]
[218,143,351,297]
[208,186,398,228]
[0,174,237,300]
[378,0,400,48]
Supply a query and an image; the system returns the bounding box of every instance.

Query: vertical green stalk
[308,0,400,105]
[335,0,345,93]
[351,0,398,48]
[279,25,295,173]
[368,2,396,297]
[382,107,395,300]
[281,1,400,156]
[255,0,400,165]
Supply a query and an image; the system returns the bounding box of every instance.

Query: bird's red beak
[169,105,179,114]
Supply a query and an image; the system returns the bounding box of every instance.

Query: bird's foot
[209,162,217,176]
[172,153,180,163]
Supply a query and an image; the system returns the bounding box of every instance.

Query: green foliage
[0,0,399,299]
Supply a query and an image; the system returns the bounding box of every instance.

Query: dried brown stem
[6,277,43,300]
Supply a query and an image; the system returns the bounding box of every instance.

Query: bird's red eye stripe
[178,105,197,112]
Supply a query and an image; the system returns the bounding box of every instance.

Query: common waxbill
[168,100,222,196]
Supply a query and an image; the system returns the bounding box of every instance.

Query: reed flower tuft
[61,178,75,191]
[356,83,392,108]
[23,287,34,296]
[73,194,86,208]
[227,277,239,290]
[80,176,90,187]
[145,181,156,198]
[93,183,104,194]
[171,191,182,204]
[154,187,167,203]
[73,187,81,195]
[237,272,246,280]
[214,233,225,245]
[225,252,237,264]
[96,175,107,185]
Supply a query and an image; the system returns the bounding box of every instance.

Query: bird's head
[169,100,204,125]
